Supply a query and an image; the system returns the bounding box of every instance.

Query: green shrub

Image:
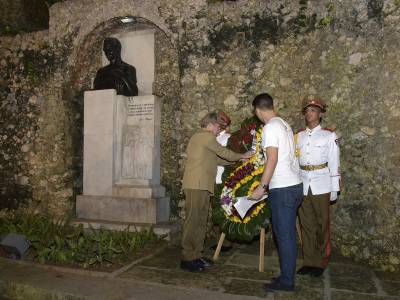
[0,212,162,268]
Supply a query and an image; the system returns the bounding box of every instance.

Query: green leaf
[227,222,239,240]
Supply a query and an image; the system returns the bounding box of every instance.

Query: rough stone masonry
[0,0,399,271]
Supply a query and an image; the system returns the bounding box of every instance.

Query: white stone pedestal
[76,89,170,224]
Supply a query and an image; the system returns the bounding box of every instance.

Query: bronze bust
[93,37,139,97]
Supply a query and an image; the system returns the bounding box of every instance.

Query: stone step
[76,195,170,224]
[73,218,180,241]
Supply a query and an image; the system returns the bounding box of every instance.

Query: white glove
[330,191,338,201]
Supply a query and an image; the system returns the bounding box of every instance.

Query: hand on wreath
[241,150,254,160]
[251,185,264,200]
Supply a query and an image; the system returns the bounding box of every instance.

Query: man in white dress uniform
[295,98,341,277]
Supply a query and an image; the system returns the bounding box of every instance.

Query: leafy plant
[0,211,162,268]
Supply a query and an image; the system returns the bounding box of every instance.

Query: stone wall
[0,0,399,271]
[0,0,49,34]
[0,30,78,214]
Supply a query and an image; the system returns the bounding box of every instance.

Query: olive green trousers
[298,190,331,268]
[181,189,210,261]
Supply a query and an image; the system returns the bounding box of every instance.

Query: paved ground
[0,236,399,299]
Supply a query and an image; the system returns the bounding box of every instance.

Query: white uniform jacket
[295,125,340,200]
[215,130,231,184]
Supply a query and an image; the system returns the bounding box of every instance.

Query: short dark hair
[252,93,274,110]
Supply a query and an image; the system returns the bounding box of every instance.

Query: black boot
[198,257,214,268]
[180,259,204,272]
[297,266,314,275]
[310,267,325,277]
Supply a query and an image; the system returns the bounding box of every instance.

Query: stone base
[113,184,165,198]
[73,218,179,241]
[76,195,170,224]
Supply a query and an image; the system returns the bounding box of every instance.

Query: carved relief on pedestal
[121,125,154,180]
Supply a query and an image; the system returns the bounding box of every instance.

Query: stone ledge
[73,218,180,242]
[76,195,170,224]
[113,184,166,198]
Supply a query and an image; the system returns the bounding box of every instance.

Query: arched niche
[62,16,181,209]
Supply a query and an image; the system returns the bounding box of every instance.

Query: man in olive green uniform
[181,111,253,272]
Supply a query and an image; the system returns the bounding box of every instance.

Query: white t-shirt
[215,131,231,184]
[262,117,301,189]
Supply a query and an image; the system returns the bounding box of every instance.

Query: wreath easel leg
[259,228,265,272]
[213,232,226,261]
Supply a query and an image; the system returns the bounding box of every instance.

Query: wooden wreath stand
[212,218,303,272]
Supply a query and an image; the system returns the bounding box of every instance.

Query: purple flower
[221,195,231,205]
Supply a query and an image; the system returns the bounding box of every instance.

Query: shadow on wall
[0,0,63,35]
[0,184,31,210]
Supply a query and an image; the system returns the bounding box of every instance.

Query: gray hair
[200,111,219,128]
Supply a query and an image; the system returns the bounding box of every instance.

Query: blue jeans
[269,183,303,286]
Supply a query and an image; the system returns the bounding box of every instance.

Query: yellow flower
[247,181,260,196]
[232,216,242,223]
[221,126,267,224]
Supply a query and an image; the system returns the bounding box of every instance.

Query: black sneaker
[310,267,325,277]
[297,266,314,275]
[270,276,280,283]
[198,257,214,268]
[264,280,295,292]
[180,259,204,272]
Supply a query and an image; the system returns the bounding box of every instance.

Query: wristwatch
[261,183,268,190]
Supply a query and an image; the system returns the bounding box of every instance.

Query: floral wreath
[212,117,271,241]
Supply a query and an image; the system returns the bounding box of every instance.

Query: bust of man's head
[103,37,122,64]
[93,37,139,97]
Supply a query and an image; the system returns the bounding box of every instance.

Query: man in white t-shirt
[251,93,303,293]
